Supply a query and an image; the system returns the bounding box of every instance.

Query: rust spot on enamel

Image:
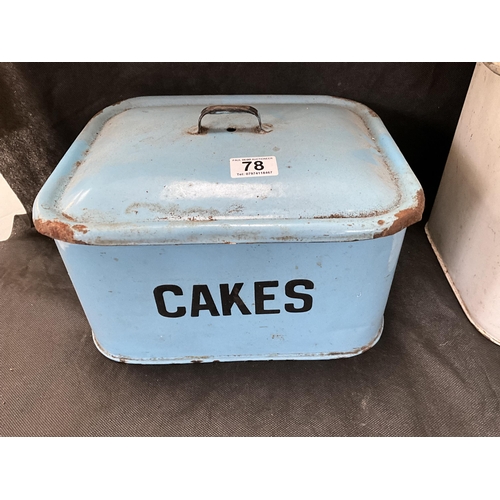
[374,188,425,238]
[61,212,76,222]
[72,224,89,234]
[33,219,87,244]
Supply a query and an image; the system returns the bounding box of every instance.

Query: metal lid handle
[197,105,264,134]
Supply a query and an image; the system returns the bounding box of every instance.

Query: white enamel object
[427,63,500,345]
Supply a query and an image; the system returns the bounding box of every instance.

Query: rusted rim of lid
[373,187,424,239]
[32,95,425,245]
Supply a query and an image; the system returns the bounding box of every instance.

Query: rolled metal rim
[483,62,500,76]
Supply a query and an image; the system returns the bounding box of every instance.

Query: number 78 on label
[230,156,279,178]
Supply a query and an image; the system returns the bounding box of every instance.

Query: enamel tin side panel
[56,231,405,364]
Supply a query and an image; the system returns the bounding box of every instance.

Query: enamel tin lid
[33,95,424,245]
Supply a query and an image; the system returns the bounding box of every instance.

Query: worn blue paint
[33,95,422,363]
[56,233,405,363]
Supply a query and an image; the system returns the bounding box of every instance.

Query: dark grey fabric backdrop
[5,62,500,437]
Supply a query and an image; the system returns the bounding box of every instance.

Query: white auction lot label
[230,156,278,178]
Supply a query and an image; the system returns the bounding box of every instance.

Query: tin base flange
[425,223,500,347]
[91,320,384,365]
